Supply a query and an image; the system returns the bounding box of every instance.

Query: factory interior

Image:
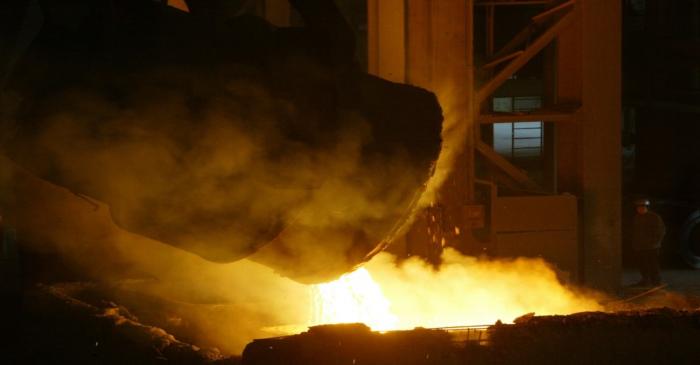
[1,0,699,364]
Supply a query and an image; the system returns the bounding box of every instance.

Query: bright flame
[311,268,398,331]
[312,249,603,331]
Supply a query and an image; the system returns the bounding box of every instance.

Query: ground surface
[623,269,700,296]
[2,272,700,365]
[2,269,698,364]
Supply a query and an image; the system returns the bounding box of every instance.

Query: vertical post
[481,5,495,149]
[485,5,495,57]
[442,0,475,203]
[556,5,583,196]
[580,0,622,291]
[373,0,475,202]
[408,0,475,249]
[419,0,474,201]
[372,0,475,253]
[542,43,557,193]
[367,0,406,83]
[556,0,621,290]
[406,0,431,87]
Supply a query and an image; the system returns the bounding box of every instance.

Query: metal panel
[493,195,577,232]
[495,230,578,279]
[493,195,578,280]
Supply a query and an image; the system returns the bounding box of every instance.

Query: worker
[631,198,665,287]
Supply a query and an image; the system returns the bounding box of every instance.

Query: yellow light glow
[311,249,603,331]
[311,268,398,331]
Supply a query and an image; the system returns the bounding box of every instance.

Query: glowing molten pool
[312,268,398,331]
[311,249,603,331]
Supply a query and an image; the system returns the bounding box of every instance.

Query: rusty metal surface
[492,195,577,232]
[493,194,578,280]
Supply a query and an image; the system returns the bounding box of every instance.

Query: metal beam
[482,50,524,69]
[484,0,577,74]
[478,110,578,124]
[488,23,535,62]
[476,141,539,190]
[477,9,576,104]
[531,0,575,23]
[476,0,553,5]
[479,104,580,123]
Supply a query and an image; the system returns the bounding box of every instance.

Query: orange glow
[311,249,603,330]
[169,0,189,12]
[311,268,398,331]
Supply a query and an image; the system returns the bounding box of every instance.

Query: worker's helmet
[634,198,651,207]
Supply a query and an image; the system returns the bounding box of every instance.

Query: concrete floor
[620,269,700,310]
[622,269,700,296]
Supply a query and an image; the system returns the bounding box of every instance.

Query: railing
[437,325,491,346]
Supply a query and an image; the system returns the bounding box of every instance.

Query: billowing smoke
[2,153,607,355]
[363,249,604,329]
[0,2,600,357]
[417,88,470,207]
[1,155,309,353]
[0,27,440,352]
[4,56,439,282]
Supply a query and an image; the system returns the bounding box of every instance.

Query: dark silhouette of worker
[632,198,665,287]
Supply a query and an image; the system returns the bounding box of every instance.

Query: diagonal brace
[475,141,540,190]
[476,9,576,104]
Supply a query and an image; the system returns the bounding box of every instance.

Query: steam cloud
[365,249,604,329]
[4,63,434,281]
[0,10,600,357]
[0,54,437,353]
[0,153,605,355]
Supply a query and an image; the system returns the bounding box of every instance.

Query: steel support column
[556,1,621,290]
[369,0,475,254]
[367,0,406,83]
[580,0,622,291]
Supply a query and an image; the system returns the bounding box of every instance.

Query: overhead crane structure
[361,0,621,291]
[260,0,622,290]
[8,0,618,290]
